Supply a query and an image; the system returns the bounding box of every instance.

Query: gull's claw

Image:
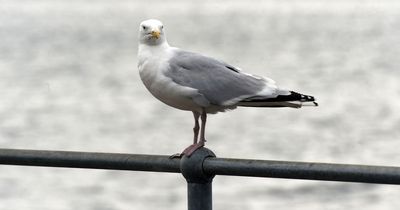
[169,153,182,159]
[181,143,205,157]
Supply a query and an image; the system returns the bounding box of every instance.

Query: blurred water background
[1,0,400,209]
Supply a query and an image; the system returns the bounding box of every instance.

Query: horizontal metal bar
[1,148,400,185]
[0,148,181,173]
[203,158,400,185]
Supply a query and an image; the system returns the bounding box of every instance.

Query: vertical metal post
[180,148,216,210]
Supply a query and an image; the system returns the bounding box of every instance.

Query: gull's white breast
[138,46,202,112]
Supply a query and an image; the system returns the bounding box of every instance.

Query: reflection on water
[1,1,400,210]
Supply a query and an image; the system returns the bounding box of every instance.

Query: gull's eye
[142,25,147,30]
[160,25,164,29]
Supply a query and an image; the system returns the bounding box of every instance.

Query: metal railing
[1,147,400,210]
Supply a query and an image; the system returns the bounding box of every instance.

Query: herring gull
[137,19,318,156]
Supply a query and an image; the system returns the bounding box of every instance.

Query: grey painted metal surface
[181,148,216,210]
[1,148,400,185]
[0,148,181,172]
[204,158,400,184]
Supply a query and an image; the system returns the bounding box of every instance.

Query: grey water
[1,0,400,209]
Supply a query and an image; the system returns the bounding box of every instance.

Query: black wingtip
[239,91,318,108]
[266,91,316,102]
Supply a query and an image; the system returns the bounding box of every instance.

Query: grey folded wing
[165,50,275,106]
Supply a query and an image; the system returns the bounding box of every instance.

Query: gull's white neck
[138,41,171,67]
[138,41,170,54]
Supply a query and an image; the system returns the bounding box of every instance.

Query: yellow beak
[151,30,161,39]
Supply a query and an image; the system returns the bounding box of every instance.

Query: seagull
[137,19,317,156]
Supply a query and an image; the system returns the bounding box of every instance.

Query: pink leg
[192,111,200,144]
[181,109,207,157]
[198,110,207,145]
